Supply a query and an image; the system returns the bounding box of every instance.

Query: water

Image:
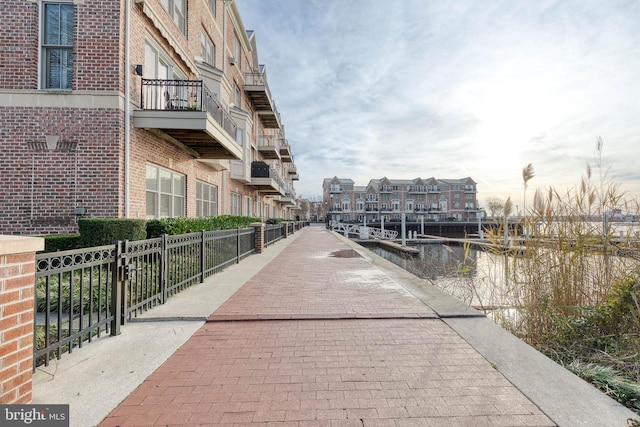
[370,233,640,316]
[369,243,511,308]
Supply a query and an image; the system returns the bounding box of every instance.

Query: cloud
[236,0,640,207]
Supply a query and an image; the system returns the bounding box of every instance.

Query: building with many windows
[0,0,299,235]
[322,176,481,223]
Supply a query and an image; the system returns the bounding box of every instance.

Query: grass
[567,361,640,412]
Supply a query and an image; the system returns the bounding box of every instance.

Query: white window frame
[234,34,242,68]
[196,181,218,217]
[201,30,215,67]
[41,1,74,90]
[161,0,186,35]
[146,164,185,219]
[230,192,242,216]
[245,196,253,217]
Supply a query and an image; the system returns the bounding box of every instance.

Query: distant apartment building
[0,0,299,235]
[322,177,481,222]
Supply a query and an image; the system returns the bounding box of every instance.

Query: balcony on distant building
[133,79,242,160]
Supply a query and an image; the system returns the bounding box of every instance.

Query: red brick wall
[0,237,44,404]
[0,107,123,235]
[75,0,122,92]
[0,1,38,89]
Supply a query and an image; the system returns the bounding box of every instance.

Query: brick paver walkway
[99,226,555,426]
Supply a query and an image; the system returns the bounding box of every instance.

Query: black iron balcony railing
[140,78,237,138]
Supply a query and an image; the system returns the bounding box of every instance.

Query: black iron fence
[265,223,285,246]
[34,226,260,370]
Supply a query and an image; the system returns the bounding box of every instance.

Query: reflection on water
[369,243,511,309]
[369,239,640,312]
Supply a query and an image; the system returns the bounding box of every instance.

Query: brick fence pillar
[284,223,290,239]
[0,235,44,404]
[251,222,265,254]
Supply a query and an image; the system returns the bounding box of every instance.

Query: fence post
[0,235,44,404]
[111,240,123,334]
[236,227,241,264]
[200,230,205,283]
[284,223,289,239]
[252,222,265,253]
[161,234,168,304]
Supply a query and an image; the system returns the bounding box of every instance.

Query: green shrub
[146,215,261,237]
[41,234,81,252]
[78,218,147,247]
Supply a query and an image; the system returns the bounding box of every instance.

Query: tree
[486,196,505,220]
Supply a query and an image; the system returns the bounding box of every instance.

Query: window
[146,164,185,218]
[230,192,242,215]
[233,83,241,107]
[245,196,253,216]
[233,34,242,68]
[161,0,186,35]
[201,31,215,66]
[235,128,243,146]
[196,181,218,217]
[207,0,216,16]
[42,2,74,90]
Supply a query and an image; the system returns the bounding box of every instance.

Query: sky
[235,0,640,209]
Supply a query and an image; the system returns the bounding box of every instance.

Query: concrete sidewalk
[34,225,637,426]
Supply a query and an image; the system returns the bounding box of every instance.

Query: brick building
[0,0,299,235]
[322,176,482,223]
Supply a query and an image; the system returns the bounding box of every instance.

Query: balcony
[134,79,241,160]
[275,191,296,206]
[279,138,292,162]
[288,165,299,181]
[244,72,281,129]
[409,187,427,194]
[250,161,284,195]
[464,186,477,193]
[257,135,280,160]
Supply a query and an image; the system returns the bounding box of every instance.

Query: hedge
[78,218,147,247]
[41,234,82,252]
[146,215,262,237]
